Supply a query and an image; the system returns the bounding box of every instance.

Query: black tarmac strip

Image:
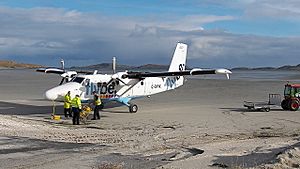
[0,101,64,116]
[0,136,96,155]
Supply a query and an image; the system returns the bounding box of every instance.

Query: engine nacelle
[215,69,232,79]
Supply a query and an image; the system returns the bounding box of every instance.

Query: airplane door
[144,79,152,95]
[132,81,144,96]
[142,80,147,95]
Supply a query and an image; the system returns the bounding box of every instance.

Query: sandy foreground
[0,69,300,169]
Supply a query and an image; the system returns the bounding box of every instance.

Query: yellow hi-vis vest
[71,96,82,109]
[94,96,102,106]
[64,94,71,109]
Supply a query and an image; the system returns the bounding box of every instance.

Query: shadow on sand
[219,107,284,113]
[211,141,300,168]
[0,101,132,116]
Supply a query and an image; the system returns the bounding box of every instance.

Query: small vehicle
[244,94,281,112]
[281,84,300,111]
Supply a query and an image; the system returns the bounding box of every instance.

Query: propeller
[107,56,127,85]
[42,59,77,85]
[112,56,116,74]
[60,59,65,70]
[60,71,77,85]
[59,59,67,85]
[37,59,96,85]
[111,73,127,85]
[59,77,65,85]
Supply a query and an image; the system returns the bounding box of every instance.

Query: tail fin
[168,43,188,72]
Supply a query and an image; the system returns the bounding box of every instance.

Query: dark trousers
[64,108,72,117]
[93,105,101,119]
[72,107,80,125]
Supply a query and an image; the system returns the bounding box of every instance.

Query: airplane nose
[44,89,58,100]
[44,82,82,101]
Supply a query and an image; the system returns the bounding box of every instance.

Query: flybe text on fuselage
[85,82,117,96]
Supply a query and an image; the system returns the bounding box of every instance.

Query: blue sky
[0,0,299,67]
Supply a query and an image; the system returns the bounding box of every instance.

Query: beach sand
[0,69,300,169]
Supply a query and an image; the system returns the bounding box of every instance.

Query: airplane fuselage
[45,72,185,104]
[41,43,231,113]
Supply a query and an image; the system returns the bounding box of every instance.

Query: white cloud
[137,15,234,31]
[0,6,299,68]
[186,33,300,67]
[187,0,300,20]
[235,0,300,20]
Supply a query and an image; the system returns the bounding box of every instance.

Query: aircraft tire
[129,104,138,113]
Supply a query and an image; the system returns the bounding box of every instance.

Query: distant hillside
[0,60,42,69]
[277,64,300,71]
[232,64,300,71]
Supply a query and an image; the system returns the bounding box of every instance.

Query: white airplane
[37,43,232,113]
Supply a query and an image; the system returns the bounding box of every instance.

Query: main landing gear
[129,104,138,113]
[116,98,138,113]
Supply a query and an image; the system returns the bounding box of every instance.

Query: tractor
[281,84,300,111]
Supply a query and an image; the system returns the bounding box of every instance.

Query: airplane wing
[36,67,64,74]
[36,67,94,75]
[122,68,232,79]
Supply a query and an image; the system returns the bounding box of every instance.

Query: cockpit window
[71,77,85,84]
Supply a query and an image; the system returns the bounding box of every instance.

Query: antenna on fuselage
[112,56,116,74]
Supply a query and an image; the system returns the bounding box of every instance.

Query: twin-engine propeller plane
[37,43,232,113]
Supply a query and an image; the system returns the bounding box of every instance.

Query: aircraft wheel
[289,100,300,111]
[281,99,289,110]
[129,104,138,113]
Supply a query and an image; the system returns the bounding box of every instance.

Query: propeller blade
[112,56,116,74]
[60,59,65,70]
[106,78,114,86]
[111,73,127,85]
[59,78,65,85]
[116,78,127,85]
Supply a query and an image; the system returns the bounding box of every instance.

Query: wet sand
[0,69,300,169]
